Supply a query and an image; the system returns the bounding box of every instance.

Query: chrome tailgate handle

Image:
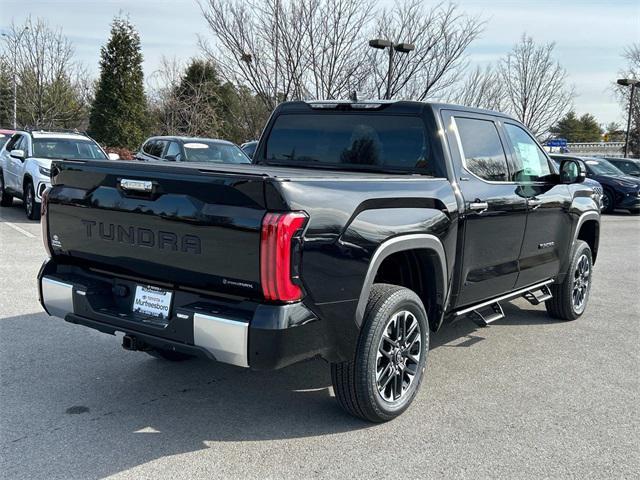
[119,179,153,192]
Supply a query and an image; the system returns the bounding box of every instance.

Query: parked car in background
[240,140,258,159]
[599,157,640,178]
[137,136,251,164]
[0,129,109,219]
[550,154,640,214]
[0,129,16,151]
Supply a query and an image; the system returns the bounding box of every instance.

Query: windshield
[182,142,250,163]
[32,138,107,160]
[584,159,625,176]
[264,113,433,174]
[610,159,640,175]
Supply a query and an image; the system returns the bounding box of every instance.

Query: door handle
[468,201,489,213]
[528,198,543,209]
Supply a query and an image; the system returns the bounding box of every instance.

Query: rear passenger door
[443,110,528,308]
[502,121,572,287]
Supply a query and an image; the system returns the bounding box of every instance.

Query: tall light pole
[617,78,640,158]
[368,39,415,100]
[1,26,28,129]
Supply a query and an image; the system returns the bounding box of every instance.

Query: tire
[629,208,640,215]
[0,171,13,207]
[545,240,593,321]
[601,189,614,214]
[146,348,193,361]
[23,181,40,220]
[331,284,429,422]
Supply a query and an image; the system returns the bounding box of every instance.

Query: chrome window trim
[450,116,514,185]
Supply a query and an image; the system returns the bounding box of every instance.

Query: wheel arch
[574,212,600,264]
[355,234,447,332]
[23,172,33,190]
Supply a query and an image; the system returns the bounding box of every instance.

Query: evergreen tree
[576,113,602,142]
[550,111,602,142]
[550,111,580,141]
[89,16,148,149]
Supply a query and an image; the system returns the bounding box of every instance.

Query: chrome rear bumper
[40,275,249,367]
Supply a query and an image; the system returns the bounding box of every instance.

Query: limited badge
[51,234,62,248]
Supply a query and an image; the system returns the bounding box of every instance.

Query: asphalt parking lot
[1,203,638,480]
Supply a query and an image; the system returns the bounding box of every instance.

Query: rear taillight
[260,211,308,302]
[41,187,52,257]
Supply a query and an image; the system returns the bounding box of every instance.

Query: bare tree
[198,0,484,106]
[302,0,374,99]
[147,57,184,136]
[367,0,484,101]
[1,17,90,129]
[199,0,309,111]
[148,56,269,143]
[452,64,505,111]
[499,35,573,137]
[615,44,640,157]
[148,57,228,138]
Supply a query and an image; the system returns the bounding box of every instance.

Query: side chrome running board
[454,279,554,327]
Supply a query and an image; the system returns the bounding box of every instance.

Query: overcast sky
[1,0,638,125]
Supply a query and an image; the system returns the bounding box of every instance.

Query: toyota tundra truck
[38,100,600,422]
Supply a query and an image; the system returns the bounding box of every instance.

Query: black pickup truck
[38,100,600,422]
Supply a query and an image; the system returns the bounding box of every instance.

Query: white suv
[0,130,113,219]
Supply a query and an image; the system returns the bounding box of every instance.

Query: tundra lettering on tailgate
[80,219,202,254]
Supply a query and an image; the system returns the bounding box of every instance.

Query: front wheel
[331,284,429,422]
[601,189,614,214]
[545,240,593,320]
[24,181,40,220]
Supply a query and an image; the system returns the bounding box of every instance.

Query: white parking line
[1,220,36,238]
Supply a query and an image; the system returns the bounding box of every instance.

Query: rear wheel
[545,240,593,320]
[331,284,429,422]
[0,172,13,207]
[24,181,40,220]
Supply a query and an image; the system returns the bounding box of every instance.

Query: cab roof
[276,99,515,120]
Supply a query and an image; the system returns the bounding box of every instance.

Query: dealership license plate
[132,285,173,319]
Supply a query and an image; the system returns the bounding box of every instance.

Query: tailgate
[46,160,268,298]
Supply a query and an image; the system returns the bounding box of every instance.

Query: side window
[150,140,167,158]
[5,134,21,152]
[142,141,152,155]
[14,136,27,155]
[504,123,551,182]
[164,141,182,160]
[455,117,509,182]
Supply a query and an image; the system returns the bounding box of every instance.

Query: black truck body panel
[38,100,600,370]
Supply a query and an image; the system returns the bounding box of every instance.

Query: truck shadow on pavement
[1,302,556,479]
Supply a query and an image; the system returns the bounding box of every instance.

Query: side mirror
[107,152,120,161]
[164,154,180,162]
[10,149,25,160]
[560,159,586,184]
